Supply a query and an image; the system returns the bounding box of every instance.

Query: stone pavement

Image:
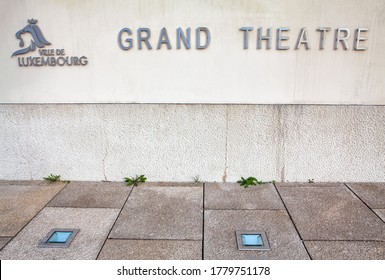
[0,181,384,260]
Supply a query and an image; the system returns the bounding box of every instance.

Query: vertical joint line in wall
[222,106,229,183]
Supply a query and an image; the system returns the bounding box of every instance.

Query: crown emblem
[28,19,37,24]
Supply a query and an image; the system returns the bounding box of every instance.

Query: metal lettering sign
[117,27,369,51]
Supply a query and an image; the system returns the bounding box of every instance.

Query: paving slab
[304,241,385,260]
[0,237,11,250]
[98,239,202,260]
[0,181,67,236]
[347,183,385,208]
[110,186,203,240]
[48,181,131,208]
[0,180,57,186]
[275,182,345,188]
[204,210,310,260]
[0,207,120,260]
[277,186,385,241]
[374,209,385,223]
[141,182,203,187]
[205,183,284,210]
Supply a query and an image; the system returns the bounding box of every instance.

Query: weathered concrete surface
[2,105,385,183]
[110,186,203,240]
[374,209,385,223]
[48,181,131,208]
[0,105,227,182]
[347,183,385,208]
[0,207,120,260]
[204,210,309,260]
[304,241,385,260]
[0,238,11,250]
[0,181,67,236]
[98,239,202,260]
[277,186,385,240]
[205,183,284,210]
[226,106,280,182]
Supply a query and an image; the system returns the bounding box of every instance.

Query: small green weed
[192,175,201,183]
[124,175,147,187]
[237,177,276,188]
[43,174,61,182]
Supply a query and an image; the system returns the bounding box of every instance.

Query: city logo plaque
[11,19,88,67]
[12,19,51,57]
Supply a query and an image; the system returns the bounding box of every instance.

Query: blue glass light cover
[241,234,263,246]
[48,231,73,243]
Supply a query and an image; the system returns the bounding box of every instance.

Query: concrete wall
[1,0,385,104]
[1,104,384,182]
[1,1,384,182]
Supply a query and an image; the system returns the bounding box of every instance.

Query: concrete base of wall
[1,104,384,182]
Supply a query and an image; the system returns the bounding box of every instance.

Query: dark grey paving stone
[110,186,203,240]
[0,182,67,236]
[204,210,310,260]
[347,183,385,208]
[205,183,284,210]
[374,209,385,223]
[276,182,345,188]
[48,181,131,208]
[0,237,11,250]
[0,207,120,260]
[98,239,202,260]
[277,186,385,241]
[304,241,385,260]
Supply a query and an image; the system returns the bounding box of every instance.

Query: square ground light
[346,183,385,208]
[98,239,202,260]
[48,181,132,208]
[0,181,67,236]
[204,210,309,260]
[277,186,385,241]
[205,183,284,210]
[304,241,385,260]
[0,207,119,259]
[109,186,203,240]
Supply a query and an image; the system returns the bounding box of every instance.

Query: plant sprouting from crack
[124,175,147,187]
[43,174,61,182]
[237,177,276,189]
[192,175,201,183]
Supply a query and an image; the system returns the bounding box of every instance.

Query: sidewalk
[0,180,384,260]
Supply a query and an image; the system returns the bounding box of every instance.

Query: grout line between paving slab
[303,239,385,242]
[273,182,313,260]
[344,183,385,224]
[1,181,71,249]
[276,184,344,188]
[95,186,135,260]
[46,205,123,210]
[205,208,286,211]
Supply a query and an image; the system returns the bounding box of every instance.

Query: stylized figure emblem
[12,19,51,57]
